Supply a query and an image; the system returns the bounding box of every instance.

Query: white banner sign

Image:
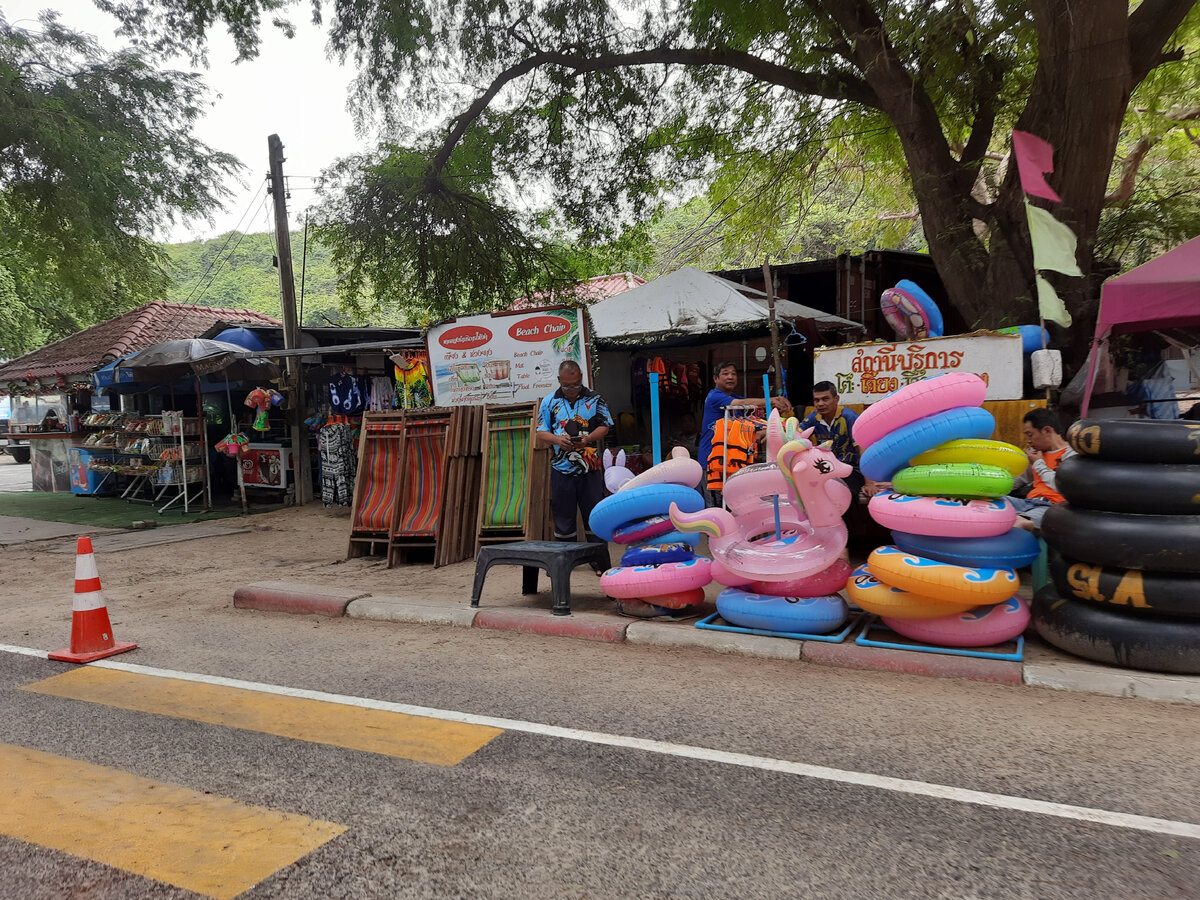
[813,334,1024,403]
[427,307,590,406]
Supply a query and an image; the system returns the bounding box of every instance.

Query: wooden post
[763,259,783,396]
[268,134,312,504]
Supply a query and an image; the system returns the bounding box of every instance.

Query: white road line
[6,643,1198,841]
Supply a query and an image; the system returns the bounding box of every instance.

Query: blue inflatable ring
[998,324,1050,354]
[621,541,696,567]
[860,406,996,482]
[589,484,705,542]
[891,528,1042,570]
[895,279,944,337]
[716,588,848,634]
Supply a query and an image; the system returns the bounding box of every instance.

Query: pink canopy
[1082,235,1200,414]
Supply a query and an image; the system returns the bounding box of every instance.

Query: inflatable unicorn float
[668,410,854,634]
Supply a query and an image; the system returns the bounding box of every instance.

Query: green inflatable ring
[891,463,1014,499]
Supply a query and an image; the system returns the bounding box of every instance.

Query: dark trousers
[551,469,606,541]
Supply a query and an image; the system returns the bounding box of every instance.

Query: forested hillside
[162,231,411,326]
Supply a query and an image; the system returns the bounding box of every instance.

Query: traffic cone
[48,536,137,663]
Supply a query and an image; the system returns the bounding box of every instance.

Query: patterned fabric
[320,423,357,508]
[482,414,529,528]
[394,355,433,409]
[800,407,861,469]
[538,386,613,476]
[394,428,444,535]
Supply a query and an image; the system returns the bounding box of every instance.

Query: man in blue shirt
[536,360,613,541]
[800,381,865,521]
[699,361,789,504]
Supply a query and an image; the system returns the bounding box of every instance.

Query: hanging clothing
[394,354,433,409]
[319,422,357,506]
[706,418,758,491]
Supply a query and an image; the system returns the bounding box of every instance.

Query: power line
[187,195,269,308]
[182,180,268,306]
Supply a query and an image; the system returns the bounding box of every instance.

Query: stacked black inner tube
[1032,418,1200,674]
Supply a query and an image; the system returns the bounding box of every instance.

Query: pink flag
[1012,130,1063,202]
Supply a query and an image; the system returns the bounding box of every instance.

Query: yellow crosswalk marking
[0,743,345,900]
[23,667,502,765]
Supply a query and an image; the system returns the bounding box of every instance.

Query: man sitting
[800,381,865,509]
[1007,408,1076,531]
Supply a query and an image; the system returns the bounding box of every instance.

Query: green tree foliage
[0,12,239,350]
[100,1,1199,361]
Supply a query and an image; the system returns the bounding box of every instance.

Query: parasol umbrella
[114,338,279,382]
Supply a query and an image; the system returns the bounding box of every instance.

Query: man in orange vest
[1007,408,1076,531]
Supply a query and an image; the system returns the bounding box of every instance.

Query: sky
[6,1,374,244]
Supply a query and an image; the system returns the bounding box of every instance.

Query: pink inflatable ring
[883,596,1030,647]
[868,492,1016,538]
[600,558,712,599]
[854,373,987,450]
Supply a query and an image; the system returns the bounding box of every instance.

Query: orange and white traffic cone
[48,536,137,663]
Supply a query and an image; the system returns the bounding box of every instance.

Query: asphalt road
[0,454,32,492]
[0,608,1197,899]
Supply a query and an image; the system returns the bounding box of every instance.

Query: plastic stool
[470,541,611,616]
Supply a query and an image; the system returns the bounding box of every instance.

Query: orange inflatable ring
[868,545,1019,605]
[846,565,980,619]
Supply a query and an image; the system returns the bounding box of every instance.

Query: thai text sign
[427,307,589,406]
[814,334,1023,403]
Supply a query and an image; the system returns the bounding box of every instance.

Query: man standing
[800,381,865,511]
[536,360,613,542]
[699,362,788,504]
[1007,408,1076,531]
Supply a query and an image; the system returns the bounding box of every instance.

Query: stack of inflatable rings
[1031,418,1200,674]
[848,373,1033,647]
[715,557,853,636]
[590,480,711,613]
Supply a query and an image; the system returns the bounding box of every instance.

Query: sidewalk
[233,569,1200,706]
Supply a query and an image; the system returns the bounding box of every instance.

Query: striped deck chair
[347,418,404,557]
[480,411,530,531]
[393,419,448,537]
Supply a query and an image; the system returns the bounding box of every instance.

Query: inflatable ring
[1067,418,1200,464]
[716,588,847,634]
[630,587,706,610]
[895,279,944,337]
[1048,550,1200,620]
[632,529,701,549]
[589,484,704,542]
[750,559,853,598]
[845,565,979,619]
[612,514,675,545]
[891,528,1042,570]
[599,558,712,599]
[883,596,1030,648]
[853,373,987,450]
[880,286,926,338]
[997,325,1049,354]
[861,406,996,482]
[892,463,1014,499]
[1055,456,1200,516]
[1032,586,1200,674]
[1042,504,1200,574]
[618,456,703,493]
[868,493,1016,538]
[911,439,1029,477]
[620,541,695,567]
[868,545,1019,605]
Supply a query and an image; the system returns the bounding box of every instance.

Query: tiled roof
[0,302,281,389]
[510,272,647,310]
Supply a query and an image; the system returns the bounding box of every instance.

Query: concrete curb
[346,597,478,628]
[625,621,803,660]
[1023,658,1200,703]
[233,581,370,617]
[472,608,628,643]
[801,640,1023,685]
[232,581,1198,703]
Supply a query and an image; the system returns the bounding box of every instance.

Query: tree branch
[1127,0,1195,85]
[429,46,877,174]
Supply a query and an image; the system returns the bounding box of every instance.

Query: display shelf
[78,413,209,512]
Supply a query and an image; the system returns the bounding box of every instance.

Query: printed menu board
[426,307,590,406]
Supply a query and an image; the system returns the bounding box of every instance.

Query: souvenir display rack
[78,412,209,513]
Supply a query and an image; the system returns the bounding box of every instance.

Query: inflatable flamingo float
[670,412,853,585]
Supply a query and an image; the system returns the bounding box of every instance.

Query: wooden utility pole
[268,134,312,504]
[762,259,784,396]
